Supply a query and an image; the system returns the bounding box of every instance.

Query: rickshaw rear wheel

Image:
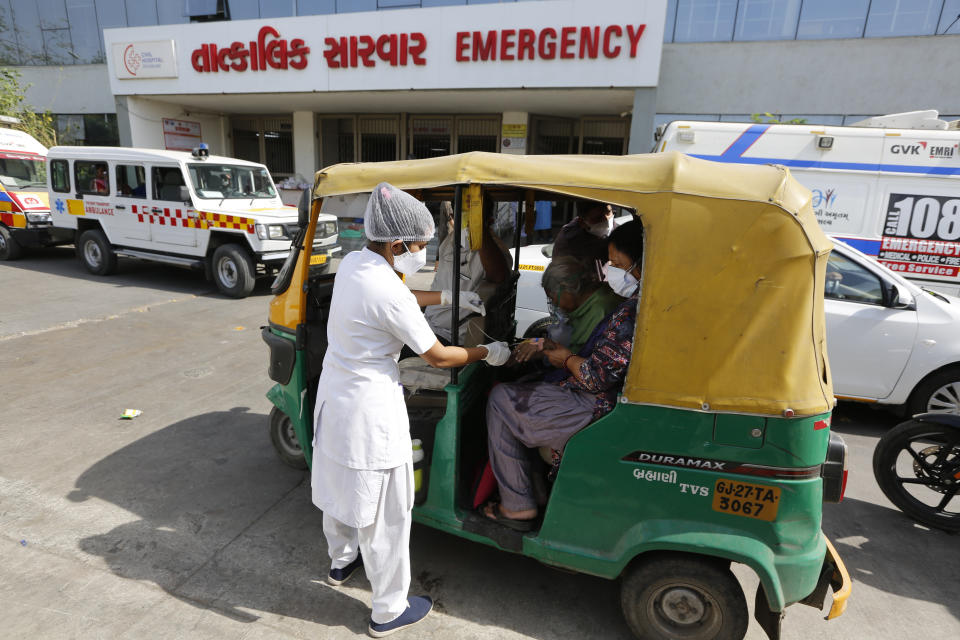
[621,553,747,640]
[270,406,308,470]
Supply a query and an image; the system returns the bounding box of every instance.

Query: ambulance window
[825,253,884,305]
[75,161,109,196]
[152,166,186,201]
[51,159,70,193]
[116,164,146,199]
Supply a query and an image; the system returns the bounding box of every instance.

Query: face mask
[548,301,568,323]
[393,242,427,275]
[605,262,639,297]
[586,216,614,238]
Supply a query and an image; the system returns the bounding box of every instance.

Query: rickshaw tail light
[821,434,848,503]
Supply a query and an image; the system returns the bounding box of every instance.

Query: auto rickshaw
[262,152,851,640]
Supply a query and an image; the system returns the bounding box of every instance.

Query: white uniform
[311,247,437,624]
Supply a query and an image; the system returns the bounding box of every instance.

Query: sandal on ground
[479,502,537,532]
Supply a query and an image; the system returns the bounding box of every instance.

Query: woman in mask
[481,219,643,530]
[552,199,615,278]
[312,182,509,636]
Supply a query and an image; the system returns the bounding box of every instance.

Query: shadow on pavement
[824,496,959,620]
[69,406,629,638]
[1,245,276,298]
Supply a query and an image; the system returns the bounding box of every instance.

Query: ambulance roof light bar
[191,143,210,159]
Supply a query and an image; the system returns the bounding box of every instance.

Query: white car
[514,239,960,415]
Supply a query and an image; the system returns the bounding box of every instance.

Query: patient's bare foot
[483,502,537,521]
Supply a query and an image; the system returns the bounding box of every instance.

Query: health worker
[311,182,509,637]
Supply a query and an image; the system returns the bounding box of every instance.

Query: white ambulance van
[47,145,339,297]
[657,110,960,297]
[0,121,72,260]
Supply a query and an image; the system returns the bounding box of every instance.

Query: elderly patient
[482,220,644,530]
[514,255,623,363]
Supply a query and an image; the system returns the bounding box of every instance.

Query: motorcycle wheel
[872,419,960,532]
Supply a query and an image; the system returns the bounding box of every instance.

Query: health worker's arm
[410,290,442,307]
[419,341,489,369]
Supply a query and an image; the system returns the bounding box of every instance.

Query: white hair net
[363,182,435,242]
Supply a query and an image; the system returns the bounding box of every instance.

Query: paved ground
[1,247,958,639]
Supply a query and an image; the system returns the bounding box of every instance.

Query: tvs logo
[890,140,958,159]
[123,44,142,76]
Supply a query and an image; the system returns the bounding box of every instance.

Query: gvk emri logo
[890,140,958,159]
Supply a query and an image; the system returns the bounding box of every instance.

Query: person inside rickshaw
[422,199,512,347]
[553,199,616,277]
[512,255,624,362]
[481,219,644,530]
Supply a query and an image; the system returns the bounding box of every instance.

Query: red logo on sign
[191,26,310,73]
[123,44,142,76]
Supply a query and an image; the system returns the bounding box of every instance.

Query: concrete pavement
[1,247,958,639]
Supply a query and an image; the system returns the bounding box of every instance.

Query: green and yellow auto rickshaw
[261,152,851,640]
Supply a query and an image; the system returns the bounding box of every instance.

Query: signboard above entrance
[104,0,664,94]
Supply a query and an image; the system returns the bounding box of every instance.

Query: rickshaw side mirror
[298,188,311,228]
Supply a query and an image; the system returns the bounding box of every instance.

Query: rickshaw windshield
[280,151,832,418]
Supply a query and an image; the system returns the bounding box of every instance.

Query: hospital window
[231,116,294,178]
[531,117,578,155]
[409,117,452,159]
[74,161,109,197]
[456,117,499,154]
[734,0,803,41]
[50,159,70,193]
[359,116,399,162]
[116,165,147,199]
[319,117,355,168]
[674,0,739,42]
[581,118,629,155]
[864,0,944,37]
[795,0,870,39]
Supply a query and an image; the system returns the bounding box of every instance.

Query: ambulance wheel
[77,229,117,275]
[0,226,23,260]
[270,406,307,470]
[621,554,748,640]
[212,244,256,298]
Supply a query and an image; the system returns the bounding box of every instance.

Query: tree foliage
[751,112,807,125]
[0,68,56,147]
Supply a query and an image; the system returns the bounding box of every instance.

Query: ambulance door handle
[115,204,126,210]
[152,207,162,214]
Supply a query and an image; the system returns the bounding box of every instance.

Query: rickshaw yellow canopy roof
[313,152,834,417]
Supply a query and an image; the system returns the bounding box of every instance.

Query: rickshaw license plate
[310,253,328,265]
[712,479,781,522]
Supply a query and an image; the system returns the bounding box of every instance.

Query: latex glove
[482,341,511,366]
[440,289,486,316]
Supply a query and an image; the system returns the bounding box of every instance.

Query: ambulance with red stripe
[0,124,72,260]
[657,110,960,297]
[46,145,340,297]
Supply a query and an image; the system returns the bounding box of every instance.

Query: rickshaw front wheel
[269,406,308,470]
[621,553,748,640]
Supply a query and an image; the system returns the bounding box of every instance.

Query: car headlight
[314,221,338,238]
[26,212,51,223]
[255,224,289,240]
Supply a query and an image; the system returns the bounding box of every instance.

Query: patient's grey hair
[542,255,599,298]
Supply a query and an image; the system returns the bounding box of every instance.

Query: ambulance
[0,121,71,260]
[657,110,960,297]
[46,145,340,297]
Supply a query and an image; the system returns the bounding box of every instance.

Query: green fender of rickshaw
[525,519,828,612]
[265,330,314,468]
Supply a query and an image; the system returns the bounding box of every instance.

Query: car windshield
[187,163,277,199]
[0,154,47,190]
